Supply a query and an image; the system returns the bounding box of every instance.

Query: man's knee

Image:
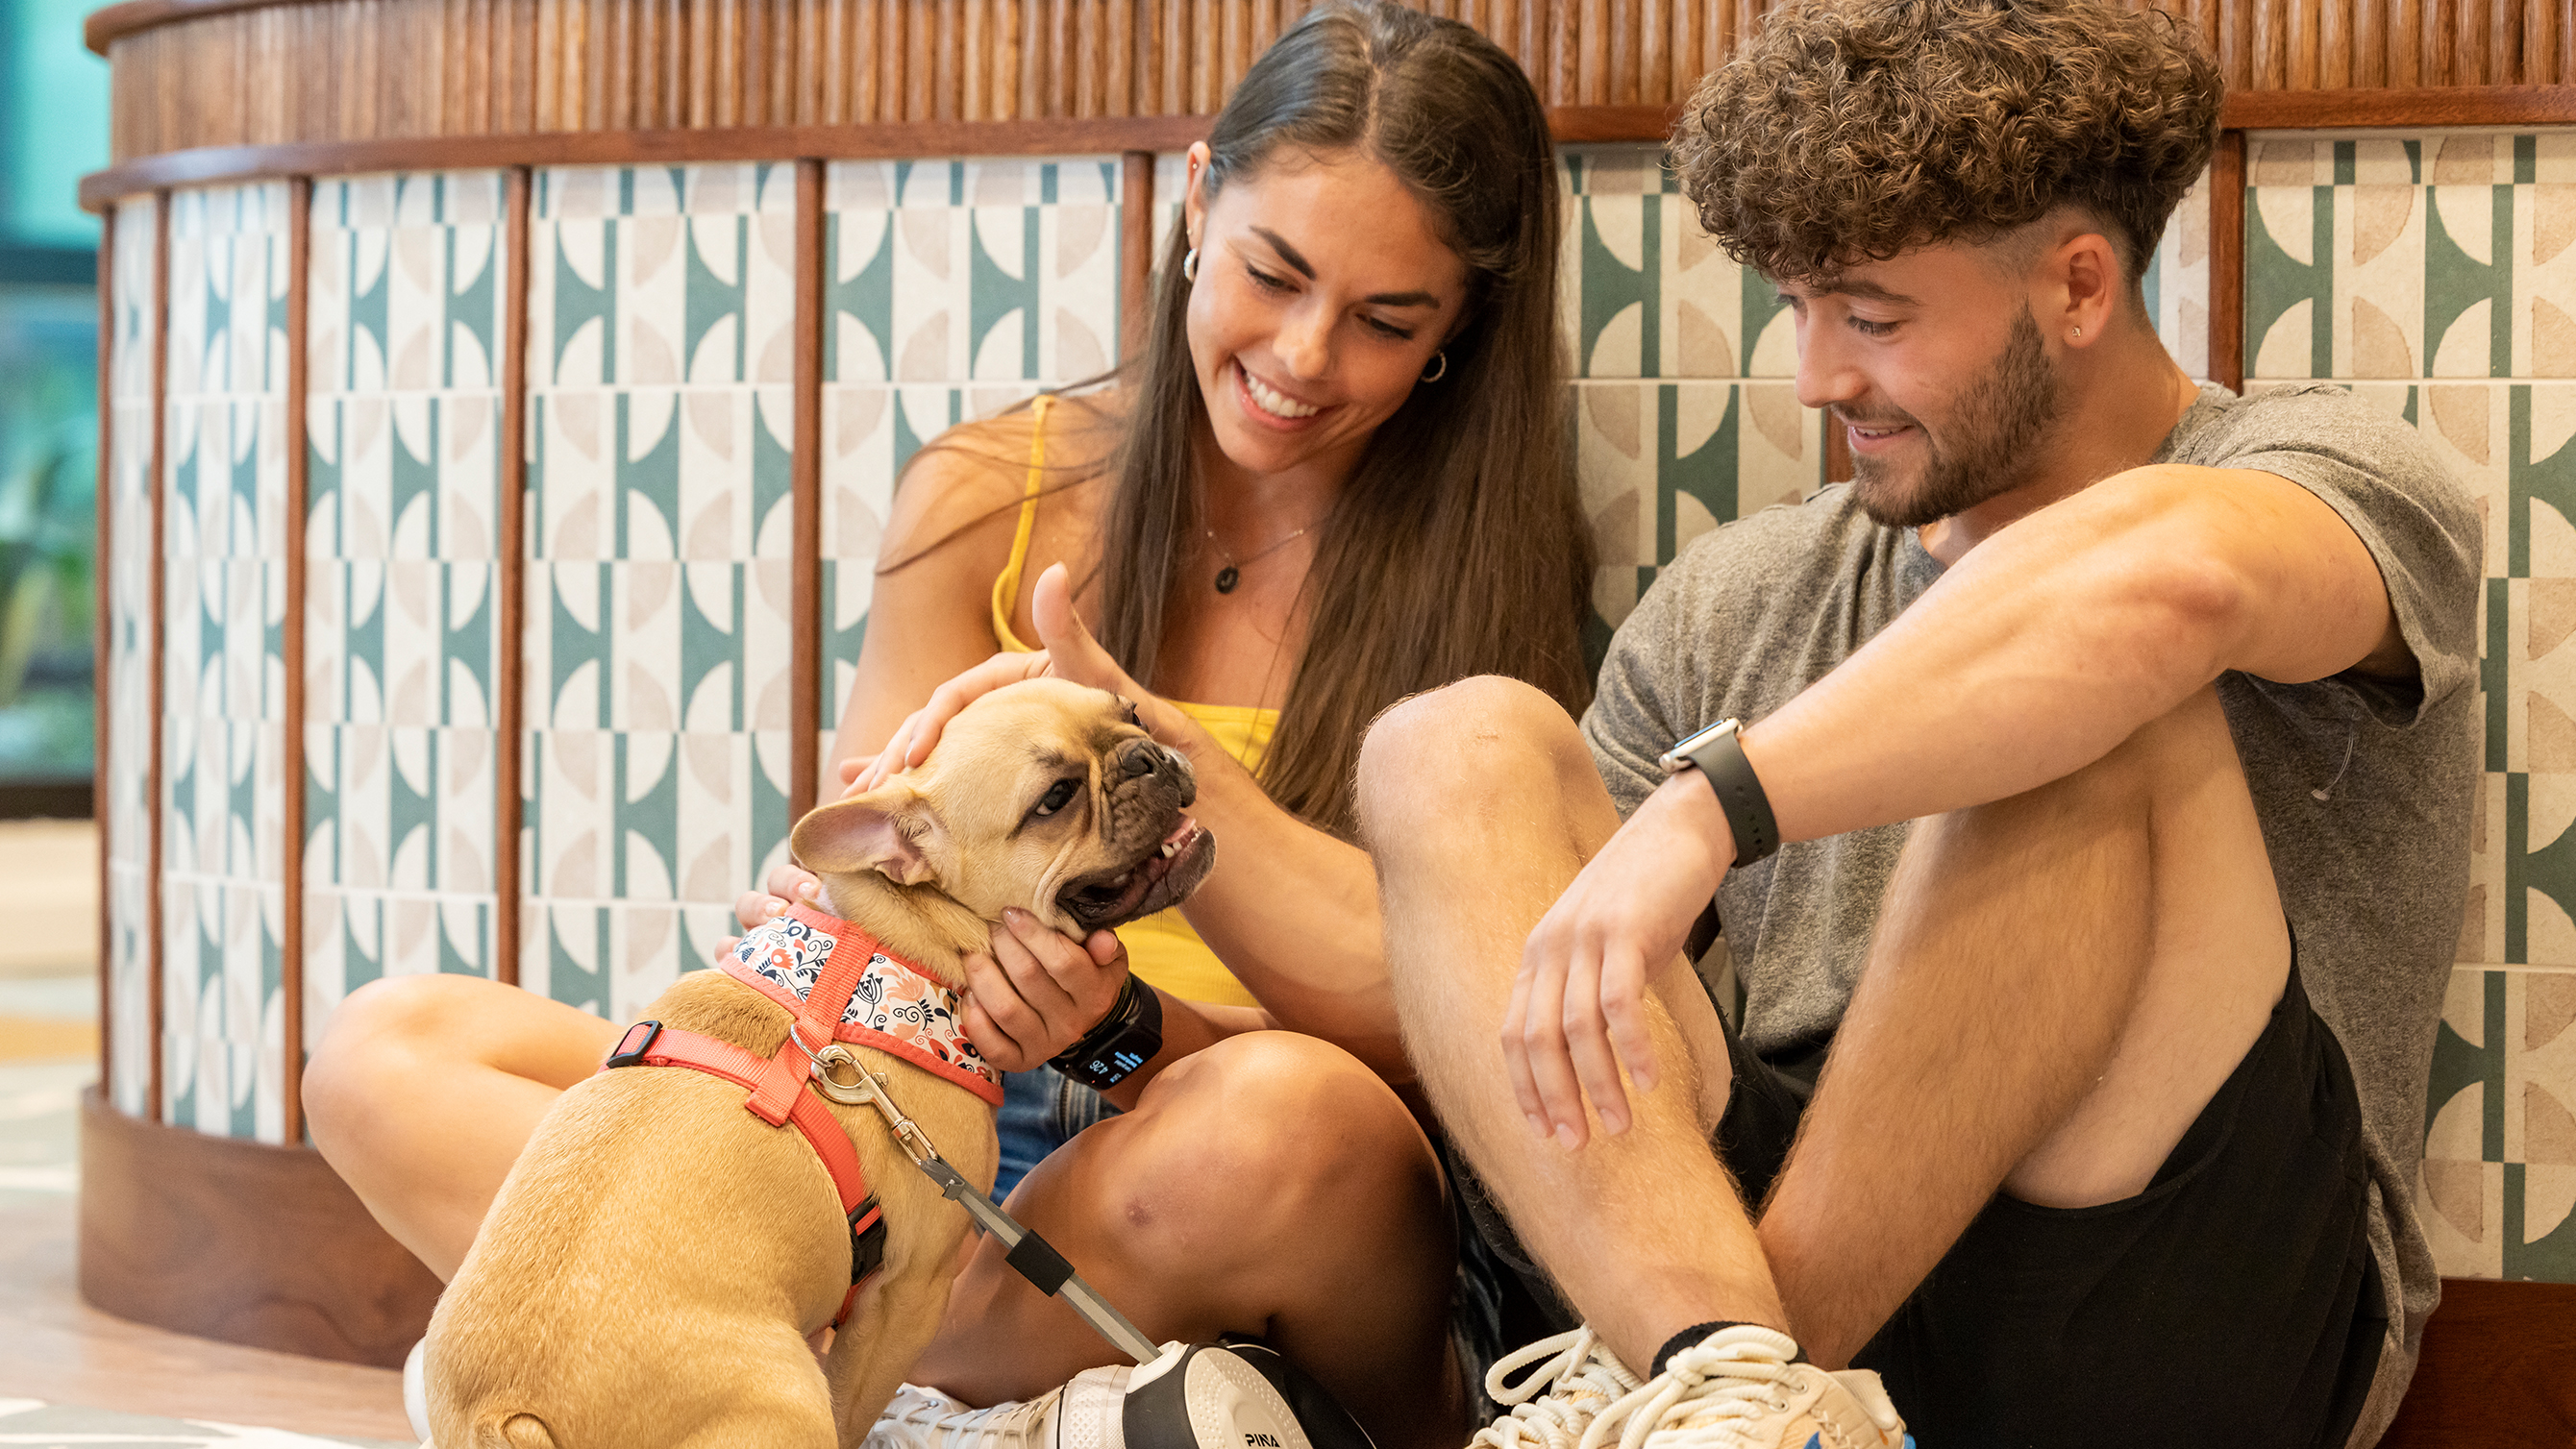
[1355,675,1588,843]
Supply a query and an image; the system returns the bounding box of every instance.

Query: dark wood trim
[1119,149,1154,362]
[280,175,310,1145]
[85,104,1703,209]
[80,117,1216,210]
[75,1084,442,1367]
[146,192,169,1125]
[2223,81,2576,128]
[494,166,532,989]
[2379,1277,2576,1447]
[2211,130,2248,394]
[85,0,286,54]
[94,209,115,1098]
[790,158,823,823]
[1824,413,1852,486]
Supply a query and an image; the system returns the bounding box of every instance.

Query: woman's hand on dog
[960,909,1132,1070]
[848,563,1208,795]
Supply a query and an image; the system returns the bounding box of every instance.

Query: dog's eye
[1117,698,1141,727]
[1031,778,1081,818]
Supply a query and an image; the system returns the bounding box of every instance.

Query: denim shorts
[992,1068,1124,1198]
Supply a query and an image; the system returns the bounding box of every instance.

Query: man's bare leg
[1762,684,2289,1366]
[1360,677,2288,1386]
[1358,676,1776,1372]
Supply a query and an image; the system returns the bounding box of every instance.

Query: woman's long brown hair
[1098,0,1594,838]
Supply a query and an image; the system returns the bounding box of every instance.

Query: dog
[422,677,1217,1447]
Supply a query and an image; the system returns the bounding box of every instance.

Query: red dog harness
[599,904,1003,1326]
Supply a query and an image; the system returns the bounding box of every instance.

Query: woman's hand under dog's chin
[956,907,1132,1070]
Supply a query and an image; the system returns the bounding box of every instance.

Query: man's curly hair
[1672,0,2221,288]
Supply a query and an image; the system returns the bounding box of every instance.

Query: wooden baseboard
[2381,1276,2576,1446]
[76,1087,441,1367]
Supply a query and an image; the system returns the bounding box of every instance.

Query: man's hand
[961,909,1132,1071]
[1504,769,1736,1146]
[712,862,827,965]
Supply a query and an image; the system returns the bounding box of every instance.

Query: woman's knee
[1103,1033,1445,1251]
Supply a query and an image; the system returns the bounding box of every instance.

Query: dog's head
[791,678,1218,943]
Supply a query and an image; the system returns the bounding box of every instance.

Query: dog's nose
[1120,741,1158,778]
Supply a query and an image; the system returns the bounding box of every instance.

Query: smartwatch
[1657,718,1781,868]
[1050,974,1165,1091]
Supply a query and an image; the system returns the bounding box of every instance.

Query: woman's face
[1180,144,1472,480]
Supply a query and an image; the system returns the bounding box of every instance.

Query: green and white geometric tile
[2143,167,2214,379]
[304,172,508,1044]
[525,164,803,1016]
[2421,965,2576,1280]
[1575,380,1819,632]
[1561,146,1798,381]
[105,194,159,1117]
[161,184,291,1141]
[816,158,1127,779]
[2244,132,2576,383]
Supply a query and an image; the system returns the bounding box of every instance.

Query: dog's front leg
[825,1256,964,1447]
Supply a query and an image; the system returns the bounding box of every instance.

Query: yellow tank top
[990,397,1270,1011]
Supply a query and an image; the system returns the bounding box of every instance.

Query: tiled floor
[0,821,412,1442]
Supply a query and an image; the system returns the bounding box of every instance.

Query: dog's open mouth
[1059,817,1216,930]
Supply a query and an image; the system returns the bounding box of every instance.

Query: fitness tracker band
[1050,974,1165,1091]
[1657,718,1781,868]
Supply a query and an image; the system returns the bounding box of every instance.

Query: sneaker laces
[1471,1329,1645,1449]
[1575,1331,1804,1449]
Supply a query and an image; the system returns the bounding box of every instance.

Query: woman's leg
[304,973,623,1281]
[908,1032,1469,1449]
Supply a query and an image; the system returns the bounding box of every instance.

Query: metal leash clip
[799,1036,1160,1365]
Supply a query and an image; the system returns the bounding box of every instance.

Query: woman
[306,7,1587,1446]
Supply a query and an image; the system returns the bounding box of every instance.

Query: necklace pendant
[1214,565,1241,594]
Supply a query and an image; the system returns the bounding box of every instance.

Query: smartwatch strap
[1683,724,1780,869]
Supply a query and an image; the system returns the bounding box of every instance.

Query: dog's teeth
[1159,840,1177,859]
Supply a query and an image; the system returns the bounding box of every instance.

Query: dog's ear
[792,784,941,888]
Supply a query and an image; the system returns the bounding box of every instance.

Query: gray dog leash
[805,1038,1163,1365]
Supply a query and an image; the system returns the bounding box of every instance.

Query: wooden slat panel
[93,210,116,1100]
[494,166,532,988]
[789,158,823,822]
[280,174,310,1146]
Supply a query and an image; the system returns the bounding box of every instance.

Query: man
[1357,3,2477,1446]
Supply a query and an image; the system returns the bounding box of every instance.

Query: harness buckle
[605,1019,664,1068]
[808,1042,879,1106]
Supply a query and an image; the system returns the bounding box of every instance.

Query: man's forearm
[1744,467,2379,846]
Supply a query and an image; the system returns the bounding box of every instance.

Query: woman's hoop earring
[1421,350,1448,383]
[1182,248,1199,283]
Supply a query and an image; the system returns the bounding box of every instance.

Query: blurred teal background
[0,0,109,802]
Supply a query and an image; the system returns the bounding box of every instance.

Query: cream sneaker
[1471,1328,1645,1449]
[1577,1327,1908,1449]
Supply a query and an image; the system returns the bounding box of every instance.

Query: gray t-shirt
[1580,383,2481,1440]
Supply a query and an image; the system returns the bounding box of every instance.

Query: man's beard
[1845,307,2061,529]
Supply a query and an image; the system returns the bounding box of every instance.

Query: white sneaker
[865,1363,1145,1449]
[403,1338,433,1443]
[1577,1327,1908,1449]
[1471,1328,1645,1449]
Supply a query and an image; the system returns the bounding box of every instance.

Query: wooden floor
[0,820,414,1442]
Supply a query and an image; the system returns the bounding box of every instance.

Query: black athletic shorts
[1447,966,2388,1449]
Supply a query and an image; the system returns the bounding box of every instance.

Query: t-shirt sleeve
[1580,571,1695,820]
[2192,387,2484,727]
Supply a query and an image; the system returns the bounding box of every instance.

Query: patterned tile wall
[818,158,1124,783]
[160,184,291,1142]
[522,164,801,1019]
[2245,130,2576,1284]
[104,197,158,1119]
[304,173,509,1044]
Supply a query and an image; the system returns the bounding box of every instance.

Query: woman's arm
[860,564,1410,1079]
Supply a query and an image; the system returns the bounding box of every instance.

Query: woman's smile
[1234,359,1330,427]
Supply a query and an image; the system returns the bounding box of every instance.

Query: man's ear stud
[2071,325,2084,339]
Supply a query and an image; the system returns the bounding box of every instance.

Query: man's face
[1780,243,2063,529]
